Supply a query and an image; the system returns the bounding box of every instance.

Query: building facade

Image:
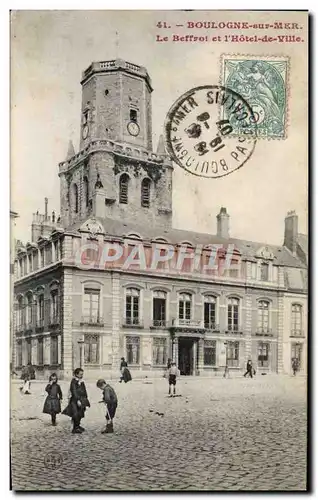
[13,59,308,379]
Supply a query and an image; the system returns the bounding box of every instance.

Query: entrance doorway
[178,338,197,375]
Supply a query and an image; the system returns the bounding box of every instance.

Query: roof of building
[297,233,308,257]
[68,216,306,269]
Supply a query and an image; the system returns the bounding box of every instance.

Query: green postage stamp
[220,55,289,139]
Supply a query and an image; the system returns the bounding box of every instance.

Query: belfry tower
[58,59,173,230]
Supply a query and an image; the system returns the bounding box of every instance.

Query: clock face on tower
[127,121,140,137]
[82,124,89,140]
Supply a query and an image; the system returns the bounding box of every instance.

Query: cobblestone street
[11,375,307,491]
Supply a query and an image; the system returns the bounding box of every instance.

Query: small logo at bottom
[44,451,63,470]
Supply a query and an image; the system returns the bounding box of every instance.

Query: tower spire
[66,140,75,160]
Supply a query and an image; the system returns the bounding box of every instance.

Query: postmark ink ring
[164,85,258,179]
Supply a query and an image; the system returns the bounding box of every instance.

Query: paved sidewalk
[11,375,307,491]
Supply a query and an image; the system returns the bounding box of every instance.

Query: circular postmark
[44,451,63,470]
[164,85,258,178]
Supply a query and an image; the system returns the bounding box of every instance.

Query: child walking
[96,379,118,434]
[168,361,178,396]
[43,373,63,426]
[62,368,90,434]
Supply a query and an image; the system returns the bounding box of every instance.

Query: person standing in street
[168,361,178,396]
[119,357,132,383]
[43,373,63,426]
[243,359,253,378]
[292,357,299,376]
[20,366,31,394]
[97,379,118,434]
[62,368,90,434]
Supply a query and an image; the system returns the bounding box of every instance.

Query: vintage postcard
[10,10,308,491]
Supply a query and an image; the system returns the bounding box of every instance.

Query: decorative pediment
[79,218,105,237]
[255,246,274,260]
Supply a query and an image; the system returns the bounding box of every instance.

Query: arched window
[50,289,59,325]
[291,304,302,336]
[179,293,192,323]
[125,288,140,325]
[83,177,89,208]
[37,293,44,328]
[227,297,240,332]
[119,174,129,204]
[204,295,217,330]
[73,184,79,213]
[258,300,270,333]
[141,178,151,208]
[16,296,24,330]
[26,293,33,327]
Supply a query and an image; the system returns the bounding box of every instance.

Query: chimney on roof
[284,210,298,254]
[217,207,230,238]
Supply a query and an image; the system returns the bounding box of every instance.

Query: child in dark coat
[62,368,90,434]
[43,373,63,426]
[97,379,118,434]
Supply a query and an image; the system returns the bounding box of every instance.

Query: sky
[11,10,308,245]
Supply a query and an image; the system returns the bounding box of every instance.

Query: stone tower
[58,59,173,230]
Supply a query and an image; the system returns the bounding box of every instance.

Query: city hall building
[13,59,308,379]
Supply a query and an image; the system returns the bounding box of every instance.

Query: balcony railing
[204,322,220,332]
[151,319,167,328]
[290,329,305,338]
[25,321,33,331]
[122,317,144,328]
[49,315,60,327]
[35,318,44,332]
[255,327,273,336]
[225,326,243,335]
[80,316,104,326]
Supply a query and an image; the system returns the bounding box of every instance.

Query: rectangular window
[179,300,191,320]
[51,336,58,365]
[226,341,239,368]
[84,335,99,364]
[204,302,216,329]
[50,291,59,324]
[258,301,270,333]
[54,241,58,261]
[38,338,44,365]
[126,296,139,325]
[153,338,167,365]
[37,295,44,326]
[204,340,216,365]
[258,342,269,367]
[130,109,138,123]
[23,258,27,276]
[83,289,100,323]
[260,263,269,281]
[45,245,52,265]
[126,336,140,364]
[16,341,22,366]
[153,297,166,326]
[227,300,239,331]
[40,248,45,267]
[33,251,38,271]
[291,305,302,336]
[28,254,33,273]
[26,338,32,365]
